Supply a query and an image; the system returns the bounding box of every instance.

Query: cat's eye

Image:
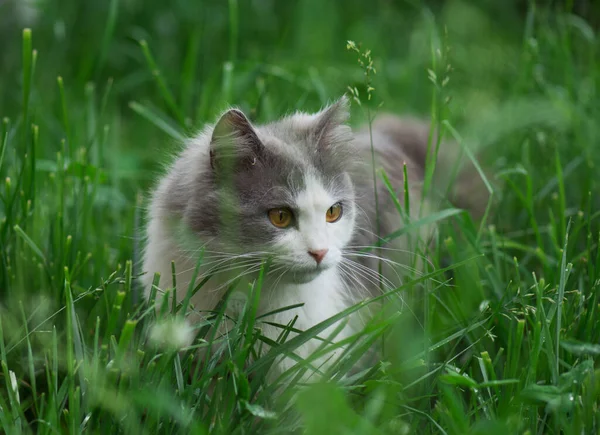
[326,203,343,223]
[268,208,293,228]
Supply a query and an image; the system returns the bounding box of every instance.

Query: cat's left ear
[209,108,263,171]
[313,95,351,149]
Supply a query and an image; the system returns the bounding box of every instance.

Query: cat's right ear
[209,109,262,171]
[313,95,352,150]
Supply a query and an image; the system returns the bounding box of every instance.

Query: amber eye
[268,208,293,228]
[326,203,343,223]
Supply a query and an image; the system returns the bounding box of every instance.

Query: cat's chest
[258,268,348,330]
[189,265,350,336]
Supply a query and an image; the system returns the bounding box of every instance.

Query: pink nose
[308,249,328,265]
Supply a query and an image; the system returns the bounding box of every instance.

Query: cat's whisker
[338,263,383,321]
[345,246,436,274]
[348,244,428,253]
[336,265,376,319]
[265,264,287,279]
[345,260,399,292]
[344,250,417,273]
[169,255,265,283]
[348,231,433,255]
[186,252,269,266]
[173,249,275,282]
[169,256,242,278]
[340,258,393,288]
[342,253,399,279]
[341,257,440,327]
[353,222,431,248]
[340,261,409,318]
[202,249,272,257]
[353,203,375,230]
[269,270,287,292]
[175,239,229,263]
[338,262,375,295]
[188,251,270,271]
[351,223,430,270]
[177,248,271,265]
[204,253,266,267]
[205,265,265,295]
[203,255,275,280]
[353,224,389,246]
[266,266,291,308]
[339,259,397,293]
[344,253,433,290]
[206,260,263,276]
[344,262,407,316]
[343,250,441,285]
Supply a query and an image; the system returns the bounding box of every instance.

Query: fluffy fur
[141,96,485,379]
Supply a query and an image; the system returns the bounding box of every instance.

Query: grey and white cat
[141,96,484,378]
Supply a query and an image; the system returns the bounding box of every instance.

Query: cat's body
[142,97,481,378]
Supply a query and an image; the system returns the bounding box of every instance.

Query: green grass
[1,0,600,433]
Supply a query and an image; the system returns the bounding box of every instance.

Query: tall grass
[0,0,599,433]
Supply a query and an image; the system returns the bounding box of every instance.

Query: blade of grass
[138,40,185,127]
[95,0,119,79]
[57,77,71,157]
[555,219,572,381]
[22,28,32,144]
[228,0,238,63]
[19,301,39,415]
[64,267,78,433]
[129,101,186,142]
[0,117,8,173]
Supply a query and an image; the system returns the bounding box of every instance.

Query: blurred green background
[1,0,600,432]
[1,0,597,188]
[2,0,598,276]
[0,0,564,183]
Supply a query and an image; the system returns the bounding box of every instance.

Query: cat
[141,95,487,381]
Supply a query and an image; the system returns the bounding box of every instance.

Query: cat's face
[186,97,357,283]
[260,169,356,284]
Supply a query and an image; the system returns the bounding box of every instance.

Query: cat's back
[350,114,434,221]
[352,114,432,176]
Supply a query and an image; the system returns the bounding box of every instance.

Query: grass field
[1,0,600,433]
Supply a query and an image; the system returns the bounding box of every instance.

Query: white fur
[259,267,352,379]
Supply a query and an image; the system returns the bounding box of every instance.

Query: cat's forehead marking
[295,171,335,212]
[261,137,311,171]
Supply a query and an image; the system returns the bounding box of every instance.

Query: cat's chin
[288,270,321,284]
[278,265,334,284]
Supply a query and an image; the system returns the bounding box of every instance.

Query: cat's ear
[209,109,262,171]
[313,95,351,149]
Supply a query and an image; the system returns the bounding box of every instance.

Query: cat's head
[185,96,358,283]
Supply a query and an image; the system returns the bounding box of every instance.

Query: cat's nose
[308,249,328,265]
